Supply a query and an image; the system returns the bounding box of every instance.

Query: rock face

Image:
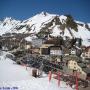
[0,12,90,46]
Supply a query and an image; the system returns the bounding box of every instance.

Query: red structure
[76,72,78,90]
[48,71,52,82]
[57,71,61,87]
[48,71,61,87]
[48,71,79,90]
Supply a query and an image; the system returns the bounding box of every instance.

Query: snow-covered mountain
[0,17,21,35]
[0,12,90,46]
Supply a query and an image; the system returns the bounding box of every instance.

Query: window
[74,67,76,70]
[74,63,76,65]
[79,72,81,74]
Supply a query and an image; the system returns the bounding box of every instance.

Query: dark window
[41,48,50,55]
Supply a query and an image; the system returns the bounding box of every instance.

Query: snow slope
[0,51,30,82]
[0,78,73,90]
[24,12,56,33]
[0,51,73,90]
[0,17,20,35]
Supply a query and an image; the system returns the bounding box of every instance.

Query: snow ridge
[0,12,90,46]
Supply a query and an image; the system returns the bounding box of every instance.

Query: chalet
[50,46,62,56]
[75,38,82,47]
[31,38,44,48]
[70,48,76,55]
[2,46,8,51]
[49,46,63,62]
[44,37,63,46]
[68,59,86,80]
[68,58,90,80]
[62,47,70,56]
[40,38,63,55]
[40,44,54,55]
[25,42,32,49]
[83,68,90,80]
[86,60,90,68]
[31,48,40,54]
[82,46,90,59]
[0,36,32,51]
[70,46,82,57]
[20,40,32,50]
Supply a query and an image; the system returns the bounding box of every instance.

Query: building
[75,38,82,47]
[83,68,90,80]
[40,44,54,55]
[31,48,40,54]
[40,38,63,55]
[50,46,62,56]
[68,58,90,80]
[82,46,90,59]
[70,48,76,55]
[50,46,63,62]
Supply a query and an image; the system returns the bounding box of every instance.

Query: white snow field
[0,51,73,90]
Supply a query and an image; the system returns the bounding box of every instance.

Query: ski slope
[0,51,73,90]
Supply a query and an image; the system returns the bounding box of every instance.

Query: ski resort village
[0,12,90,90]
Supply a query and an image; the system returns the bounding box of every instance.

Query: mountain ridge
[0,12,90,46]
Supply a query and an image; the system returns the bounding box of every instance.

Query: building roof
[50,46,62,50]
[44,39,57,44]
[44,38,63,45]
[85,46,90,52]
[78,63,86,68]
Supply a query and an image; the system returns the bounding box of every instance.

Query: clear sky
[0,0,90,22]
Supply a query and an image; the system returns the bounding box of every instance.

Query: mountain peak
[40,11,49,16]
[59,15,67,24]
[0,12,90,46]
[4,17,12,22]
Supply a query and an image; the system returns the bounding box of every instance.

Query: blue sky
[0,0,90,22]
